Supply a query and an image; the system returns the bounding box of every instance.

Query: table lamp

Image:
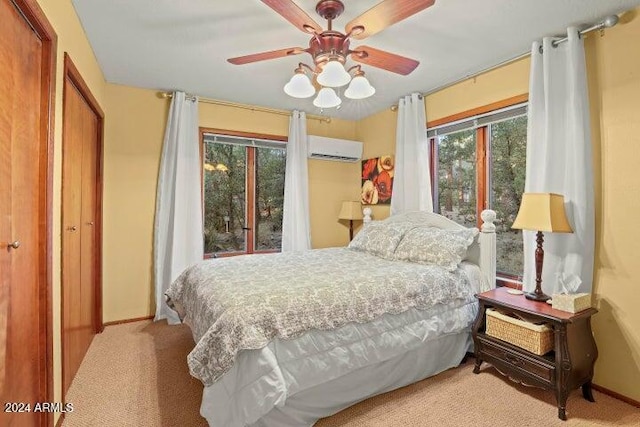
[338,201,363,241]
[511,193,573,301]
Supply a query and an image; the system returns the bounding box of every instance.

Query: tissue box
[551,293,591,313]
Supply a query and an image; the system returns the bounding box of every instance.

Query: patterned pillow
[393,227,479,271]
[348,221,414,260]
[382,211,439,225]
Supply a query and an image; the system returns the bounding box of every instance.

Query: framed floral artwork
[361,156,394,205]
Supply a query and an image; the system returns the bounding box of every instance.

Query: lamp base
[525,291,551,302]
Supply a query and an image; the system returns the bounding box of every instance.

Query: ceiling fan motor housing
[309,31,350,66]
[316,0,345,20]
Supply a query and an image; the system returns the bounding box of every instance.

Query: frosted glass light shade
[313,87,341,108]
[284,73,315,98]
[317,60,351,88]
[344,75,375,99]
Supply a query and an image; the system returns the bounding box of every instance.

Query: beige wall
[102,86,359,323]
[102,85,168,323]
[425,57,530,121]
[585,14,640,401]
[34,0,108,421]
[355,109,399,221]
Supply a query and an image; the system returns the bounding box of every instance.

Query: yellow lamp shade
[338,201,363,220]
[511,193,573,233]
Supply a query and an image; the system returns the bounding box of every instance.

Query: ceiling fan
[227,0,435,107]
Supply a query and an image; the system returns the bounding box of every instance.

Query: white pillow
[393,227,479,271]
[348,221,415,260]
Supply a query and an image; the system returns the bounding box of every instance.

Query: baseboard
[102,315,154,327]
[55,413,65,427]
[592,383,640,408]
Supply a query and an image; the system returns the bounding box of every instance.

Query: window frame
[199,127,287,259]
[426,94,528,287]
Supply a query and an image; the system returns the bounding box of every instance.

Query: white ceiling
[72,0,640,120]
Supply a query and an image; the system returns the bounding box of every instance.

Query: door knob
[8,241,20,249]
[86,222,95,226]
[67,226,77,232]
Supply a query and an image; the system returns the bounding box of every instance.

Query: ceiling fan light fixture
[317,59,351,88]
[313,87,341,108]
[228,0,430,111]
[284,71,316,98]
[345,74,375,100]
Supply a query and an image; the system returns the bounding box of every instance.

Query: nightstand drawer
[479,336,555,385]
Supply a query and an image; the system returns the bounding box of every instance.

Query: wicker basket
[485,308,554,355]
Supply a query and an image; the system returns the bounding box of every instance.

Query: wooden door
[79,91,98,362]
[61,54,104,396]
[0,0,56,425]
[62,81,85,391]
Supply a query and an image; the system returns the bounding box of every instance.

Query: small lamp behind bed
[511,193,573,302]
[338,201,363,241]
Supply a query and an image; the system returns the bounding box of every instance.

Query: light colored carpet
[62,320,639,427]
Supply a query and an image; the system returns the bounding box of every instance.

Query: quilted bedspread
[165,247,475,386]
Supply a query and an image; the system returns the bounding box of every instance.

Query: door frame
[60,53,105,398]
[7,0,57,425]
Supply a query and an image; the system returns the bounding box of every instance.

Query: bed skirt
[251,330,471,427]
[200,298,477,427]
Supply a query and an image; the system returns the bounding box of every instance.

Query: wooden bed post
[479,210,497,290]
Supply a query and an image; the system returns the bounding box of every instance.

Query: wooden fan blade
[350,46,419,75]
[261,0,323,34]
[346,0,435,40]
[227,47,305,65]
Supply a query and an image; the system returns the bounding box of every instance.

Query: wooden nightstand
[472,287,598,420]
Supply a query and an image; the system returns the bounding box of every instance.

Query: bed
[166,210,497,427]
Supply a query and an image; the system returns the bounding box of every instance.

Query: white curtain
[281,110,311,251]
[154,91,203,324]
[391,92,433,214]
[523,27,594,295]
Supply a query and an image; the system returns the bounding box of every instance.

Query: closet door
[0,0,56,425]
[61,55,104,395]
[79,94,98,355]
[62,81,85,392]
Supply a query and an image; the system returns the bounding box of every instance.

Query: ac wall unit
[307,135,363,163]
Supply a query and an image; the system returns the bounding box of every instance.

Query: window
[429,99,527,281]
[488,116,527,277]
[435,129,477,228]
[202,131,286,257]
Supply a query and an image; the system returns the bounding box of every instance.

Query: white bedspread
[198,262,484,427]
[166,247,478,387]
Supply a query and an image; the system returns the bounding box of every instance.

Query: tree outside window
[202,133,286,257]
[436,129,477,229]
[430,102,527,282]
[489,116,527,277]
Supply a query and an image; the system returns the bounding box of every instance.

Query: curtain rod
[159,92,331,123]
[388,14,621,109]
